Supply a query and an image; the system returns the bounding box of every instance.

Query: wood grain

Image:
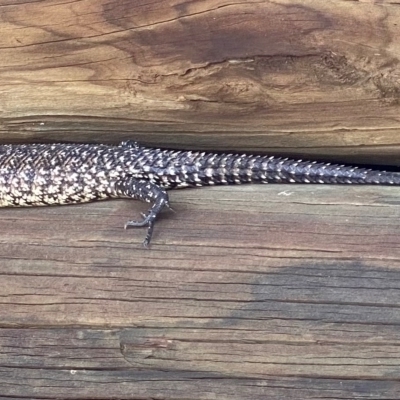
[1,185,400,398]
[2,0,400,398]
[1,0,400,164]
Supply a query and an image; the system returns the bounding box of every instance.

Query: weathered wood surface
[2,185,400,398]
[2,0,400,398]
[1,0,400,164]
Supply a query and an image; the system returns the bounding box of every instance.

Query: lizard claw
[165,201,175,213]
[116,179,170,247]
[125,211,156,247]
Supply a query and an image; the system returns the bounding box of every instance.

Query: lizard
[0,140,398,246]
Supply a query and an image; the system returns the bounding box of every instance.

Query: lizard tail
[184,153,400,186]
[249,157,400,185]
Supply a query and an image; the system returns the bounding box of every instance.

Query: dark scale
[0,141,399,246]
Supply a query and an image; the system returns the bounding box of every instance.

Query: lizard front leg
[113,177,171,247]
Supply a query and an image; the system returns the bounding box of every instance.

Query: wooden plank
[2,366,398,400]
[2,0,400,397]
[1,185,400,398]
[1,0,400,163]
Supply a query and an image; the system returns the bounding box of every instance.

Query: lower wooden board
[1,185,400,398]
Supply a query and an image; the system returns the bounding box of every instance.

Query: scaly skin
[0,140,398,246]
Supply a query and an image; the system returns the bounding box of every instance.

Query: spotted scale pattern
[0,141,399,245]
